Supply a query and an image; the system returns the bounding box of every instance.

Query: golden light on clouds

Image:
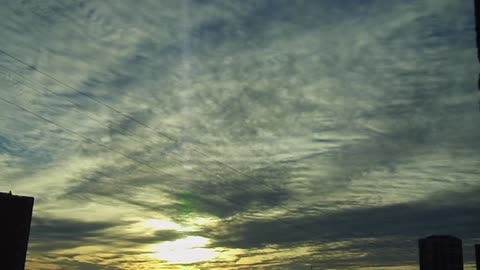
[151,236,217,264]
[2,0,477,269]
[144,219,192,232]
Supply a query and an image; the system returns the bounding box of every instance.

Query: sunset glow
[0,0,478,269]
[151,236,216,264]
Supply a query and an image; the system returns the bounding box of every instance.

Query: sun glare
[144,219,192,232]
[151,236,217,264]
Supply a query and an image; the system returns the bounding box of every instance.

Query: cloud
[0,0,478,269]
[204,187,480,264]
[29,217,119,252]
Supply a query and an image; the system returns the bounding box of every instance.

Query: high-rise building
[0,192,34,270]
[475,244,480,270]
[418,235,463,270]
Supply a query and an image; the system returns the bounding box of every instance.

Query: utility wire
[4,6,416,257]
[0,49,271,186]
[0,65,302,223]
[0,67,260,198]
[0,49,178,141]
[0,94,316,238]
[0,49,292,214]
[0,95,178,180]
[0,4,411,263]
[0,65,237,184]
[0,49,328,240]
[0,67,152,147]
[0,51,408,262]
[0,63,288,211]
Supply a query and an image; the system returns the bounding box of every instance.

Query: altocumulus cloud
[0,0,479,269]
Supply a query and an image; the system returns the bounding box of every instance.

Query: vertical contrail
[180,0,193,169]
[475,0,480,111]
[475,0,480,63]
[181,0,192,83]
[178,0,195,220]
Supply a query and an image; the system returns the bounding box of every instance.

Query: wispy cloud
[0,0,478,269]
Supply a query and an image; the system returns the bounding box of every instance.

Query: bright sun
[151,236,217,264]
[144,219,191,232]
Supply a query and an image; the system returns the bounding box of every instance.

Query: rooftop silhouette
[418,235,463,270]
[475,244,479,270]
[0,192,34,270]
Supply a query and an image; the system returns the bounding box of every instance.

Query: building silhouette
[418,235,463,270]
[475,244,480,270]
[0,192,34,270]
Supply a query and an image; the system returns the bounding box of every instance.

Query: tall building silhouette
[0,192,34,270]
[475,244,480,270]
[418,235,463,270]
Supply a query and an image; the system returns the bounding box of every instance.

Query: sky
[0,0,479,269]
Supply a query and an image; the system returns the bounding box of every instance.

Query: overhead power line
[0,49,178,141]
[0,95,177,181]
[0,49,341,240]
[0,94,319,239]
[0,66,297,217]
[0,50,310,230]
[0,65,238,184]
[0,49,269,188]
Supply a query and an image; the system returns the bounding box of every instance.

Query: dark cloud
[1,0,478,269]
[206,187,480,267]
[29,217,119,252]
[55,261,120,270]
[124,229,185,244]
[163,164,292,218]
[29,215,188,257]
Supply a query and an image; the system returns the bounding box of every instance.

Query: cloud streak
[0,0,478,269]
